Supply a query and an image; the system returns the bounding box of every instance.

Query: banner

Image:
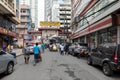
[40,21,61,26]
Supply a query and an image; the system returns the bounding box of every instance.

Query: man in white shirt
[59,44,64,55]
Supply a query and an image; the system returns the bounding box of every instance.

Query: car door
[97,47,106,65]
[95,47,105,65]
[91,48,100,64]
[0,51,7,73]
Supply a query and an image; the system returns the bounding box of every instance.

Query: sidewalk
[14,49,23,56]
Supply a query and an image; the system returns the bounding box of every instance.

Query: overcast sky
[38,0,44,21]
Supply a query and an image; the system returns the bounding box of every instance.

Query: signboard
[0,27,7,35]
[40,21,61,26]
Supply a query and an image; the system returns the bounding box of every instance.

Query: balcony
[16,25,27,29]
[0,0,15,16]
[21,19,31,23]
[21,13,30,16]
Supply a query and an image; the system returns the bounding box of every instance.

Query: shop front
[0,27,17,51]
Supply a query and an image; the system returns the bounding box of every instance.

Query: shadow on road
[0,73,8,79]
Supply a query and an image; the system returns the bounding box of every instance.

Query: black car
[87,43,120,76]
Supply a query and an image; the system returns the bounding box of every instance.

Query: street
[0,49,120,80]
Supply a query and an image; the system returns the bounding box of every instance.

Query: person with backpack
[33,43,42,66]
[23,43,30,64]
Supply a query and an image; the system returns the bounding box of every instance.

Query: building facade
[20,0,38,29]
[16,4,31,47]
[71,0,120,48]
[30,0,38,29]
[0,0,20,51]
[44,0,53,21]
[44,0,71,40]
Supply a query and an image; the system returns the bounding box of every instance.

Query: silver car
[0,50,16,74]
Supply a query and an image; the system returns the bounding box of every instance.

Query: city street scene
[0,0,120,80]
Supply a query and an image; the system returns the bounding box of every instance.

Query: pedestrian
[33,43,42,66]
[23,43,30,64]
[59,43,64,55]
[41,42,45,53]
[64,41,70,55]
[3,44,7,51]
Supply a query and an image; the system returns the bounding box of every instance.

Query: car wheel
[87,57,92,65]
[6,62,14,74]
[103,63,113,76]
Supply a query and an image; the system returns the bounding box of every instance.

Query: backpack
[24,47,29,54]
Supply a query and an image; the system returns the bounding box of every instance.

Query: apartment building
[0,0,20,50]
[71,0,120,48]
[16,4,31,47]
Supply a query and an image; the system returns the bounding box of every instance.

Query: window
[98,27,117,45]
[23,10,26,13]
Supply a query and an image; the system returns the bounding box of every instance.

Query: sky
[37,0,63,27]
[38,0,63,21]
[38,0,44,22]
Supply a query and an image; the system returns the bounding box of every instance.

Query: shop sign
[0,27,7,35]
[40,21,61,26]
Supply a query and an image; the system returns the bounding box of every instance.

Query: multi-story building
[20,0,30,5]
[44,0,71,41]
[0,0,20,50]
[16,4,31,47]
[56,1,71,38]
[30,0,38,29]
[20,0,38,29]
[71,0,120,48]
[44,0,53,21]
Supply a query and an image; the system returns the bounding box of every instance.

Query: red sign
[0,27,7,35]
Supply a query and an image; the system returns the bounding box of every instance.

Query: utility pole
[63,8,66,43]
[23,23,27,48]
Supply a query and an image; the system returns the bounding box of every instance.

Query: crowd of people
[23,42,44,66]
[23,40,71,66]
[59,41,71,55]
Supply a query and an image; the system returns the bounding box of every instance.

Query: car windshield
[97,46,116,55]
[78,43,88,47]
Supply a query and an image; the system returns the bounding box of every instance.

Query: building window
[98,27,117,45]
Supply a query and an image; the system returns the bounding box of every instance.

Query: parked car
[78,43,89,57]
[0,50,16,74]
[87,43,120,76]
[69,43,88,56]
[68,43,75,55]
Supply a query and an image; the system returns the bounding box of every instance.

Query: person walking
[64,41,70,55]
[59,43,64,55]
[23,43,30,64]
[41,42,45,53]
[33,43,42,66]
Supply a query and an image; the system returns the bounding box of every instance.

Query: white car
[0,50,16,74]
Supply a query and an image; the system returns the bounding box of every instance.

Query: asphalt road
[0,49,120,80]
